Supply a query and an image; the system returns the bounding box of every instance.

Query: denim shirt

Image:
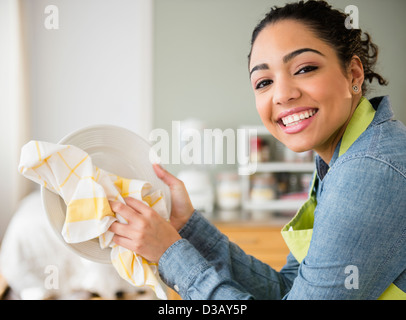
[158,96,406,300]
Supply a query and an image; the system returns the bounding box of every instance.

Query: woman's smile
[277,107,319,134]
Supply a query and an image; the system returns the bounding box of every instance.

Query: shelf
[239,162,315,175]
[243,199,306,211]
[238,125,315,213]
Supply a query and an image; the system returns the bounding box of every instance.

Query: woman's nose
[272,78,301,105]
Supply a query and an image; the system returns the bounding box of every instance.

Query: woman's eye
[255,79,273,90]
[295,65,318,75]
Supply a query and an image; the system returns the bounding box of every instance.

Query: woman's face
[249,19,360,162]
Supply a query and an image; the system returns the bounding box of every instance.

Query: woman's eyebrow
[283,48,324,64]
[249,63,269,77]
[250,48,324,78]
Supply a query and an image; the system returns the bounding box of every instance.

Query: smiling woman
[248,7,386,161]
[249,18,364,161]
[246,0,392,164]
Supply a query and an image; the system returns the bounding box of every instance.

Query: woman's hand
[109,197,181,263]
[108,164,195,262]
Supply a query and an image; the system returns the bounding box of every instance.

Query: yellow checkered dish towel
[18,140,169,299]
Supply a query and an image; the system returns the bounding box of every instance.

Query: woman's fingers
[109,220,130,238]
[108,198,159,241]
[108,196,181,262]
[109,200,139,222]
[111,233,135,249]
[152,163,195,231]
[123,197,154,217]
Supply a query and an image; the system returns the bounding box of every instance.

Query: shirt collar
[315,95,392,180]
[369,96,393,125]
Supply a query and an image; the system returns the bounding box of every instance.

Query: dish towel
[18,140,169,300]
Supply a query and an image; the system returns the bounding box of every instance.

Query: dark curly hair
[248,0,388,94]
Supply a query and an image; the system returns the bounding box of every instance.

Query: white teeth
[282,109,317,127]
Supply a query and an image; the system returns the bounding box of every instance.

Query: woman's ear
[349,55,365,94]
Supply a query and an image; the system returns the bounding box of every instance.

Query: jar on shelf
[276,172,289,195]
[260,139,271,162]
[250,173,277,202]
[250,173,277,220]
[250,136,263,162]
[216,171,242,211]
[300,173,314,192]
[288,173,301,193]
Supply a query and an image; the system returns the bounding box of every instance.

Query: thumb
[152,163,179,187]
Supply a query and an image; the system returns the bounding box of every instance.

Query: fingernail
[154,163,165,171]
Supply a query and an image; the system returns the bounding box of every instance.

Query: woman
[109,0,406,299]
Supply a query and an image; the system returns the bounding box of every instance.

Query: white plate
[41,125,171,264]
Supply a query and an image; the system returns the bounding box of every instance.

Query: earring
[352,85,359,93]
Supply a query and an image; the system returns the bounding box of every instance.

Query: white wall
[0,0,30,238]
[24,0,153,143]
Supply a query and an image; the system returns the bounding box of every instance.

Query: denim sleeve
[158,210,295,300]
[285,157,406,299]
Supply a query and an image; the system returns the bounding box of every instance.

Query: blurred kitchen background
[0,0,405,299]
